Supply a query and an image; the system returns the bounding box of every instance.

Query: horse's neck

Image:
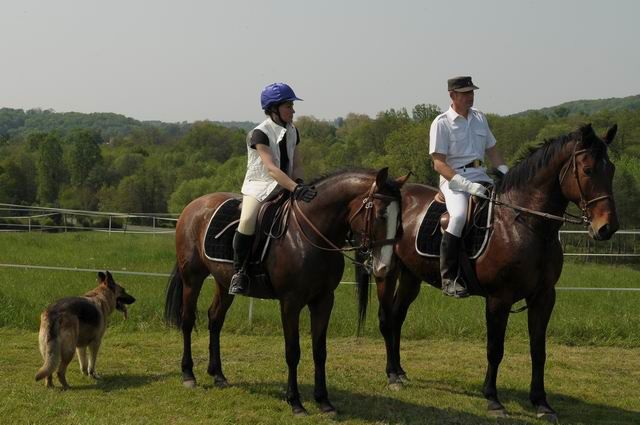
[497,144,574,235]
[302,176,371,240]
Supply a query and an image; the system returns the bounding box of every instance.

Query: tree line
[1,102,639,227]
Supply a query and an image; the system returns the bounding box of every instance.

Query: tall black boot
[440,231,469,298]
[228,230,253,295]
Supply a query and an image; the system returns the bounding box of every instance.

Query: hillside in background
[513,94,640,118]
[0,107,256,141]
[2,94,640,140]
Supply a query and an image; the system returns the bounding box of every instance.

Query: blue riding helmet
[260,83,303,110]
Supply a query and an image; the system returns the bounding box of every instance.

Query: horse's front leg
[207,282,235,388]
[280,299,305,415]
[309,291,336,415]
[482,296,511,416]
[390,267,422,385]
[375,269,399,387]
[527,285,557,421]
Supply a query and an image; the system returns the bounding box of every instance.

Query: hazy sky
[2,0,639,123]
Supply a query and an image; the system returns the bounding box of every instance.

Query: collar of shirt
[445,106,476,125]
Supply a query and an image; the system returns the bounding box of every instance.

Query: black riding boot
[440,231,469,298]
[228,230,253,295]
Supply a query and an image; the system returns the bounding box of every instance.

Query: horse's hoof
[537,411,558,423]
[487,400,507,417]
[317,400,337,416]
[183,379,197,388]
[387,373,404,391]
[488,408,509,418]
[214,379,229,388]
[292,406,308,416]
[387,382,403,391]
[398,373,410,384]
[535,402,558,423]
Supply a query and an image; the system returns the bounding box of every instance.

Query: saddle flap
[203,192,291,264]
[416,183,494,259]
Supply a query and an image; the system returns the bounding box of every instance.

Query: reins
[479,142,610,226]
[289,181,399,266]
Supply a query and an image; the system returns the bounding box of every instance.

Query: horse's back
[175,192,240,266]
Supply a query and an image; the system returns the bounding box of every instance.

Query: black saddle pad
[415,192,493,259]
[203,197,241,262]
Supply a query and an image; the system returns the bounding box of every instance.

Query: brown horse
[358,124,619,421]
[164,168,406,415]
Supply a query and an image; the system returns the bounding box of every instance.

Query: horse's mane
[497,124,603,193]
[309,168,403,195]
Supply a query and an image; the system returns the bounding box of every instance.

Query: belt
[458,159,483,169]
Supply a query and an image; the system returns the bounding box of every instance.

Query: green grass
[1,232,640,346]
[1,233,640,423]
[2,329,639,424]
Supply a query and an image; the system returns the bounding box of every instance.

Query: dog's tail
[35,312,60,381]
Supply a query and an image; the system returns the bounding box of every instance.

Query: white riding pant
[237,187,283,235]
[439,179,471,238]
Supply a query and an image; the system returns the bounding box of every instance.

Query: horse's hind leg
[390,267,422,385]
[527,286,557,421]
[309,291,336,415]
[180,268,207,388]
[279,298,306,415]
[207,282,235,387]
[482,296,511,416]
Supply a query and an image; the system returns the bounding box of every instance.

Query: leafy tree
[67,129,103,187]
[36,134,64,204]
[412,103,442,123]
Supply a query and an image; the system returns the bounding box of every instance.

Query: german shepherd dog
[35,271,136,389]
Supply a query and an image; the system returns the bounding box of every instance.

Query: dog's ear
[98,271,106,282]
[104,271,116,289]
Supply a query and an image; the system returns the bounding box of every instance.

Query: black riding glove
[293,184,317,203]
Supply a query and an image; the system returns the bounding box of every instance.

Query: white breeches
[237,195,261,235]
[237,187,283,235]
[439,179,470,237]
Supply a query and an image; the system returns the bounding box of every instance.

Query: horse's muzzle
[589,222,618,241]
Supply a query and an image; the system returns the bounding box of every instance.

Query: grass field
[1,232,639,424]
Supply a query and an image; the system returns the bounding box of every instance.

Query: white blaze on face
[373,200,399,277]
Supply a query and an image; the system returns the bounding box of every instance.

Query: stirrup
[442,279,470,298]
[228,271,249,295]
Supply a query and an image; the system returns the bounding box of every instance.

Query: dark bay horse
[164,168,406,415]
[360,124,619,420]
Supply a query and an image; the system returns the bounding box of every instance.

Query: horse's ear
[579,123,595,148]
[98,271,106,282]
[395,171,412,187]
[376,167,389,188]
[603,124,617,145]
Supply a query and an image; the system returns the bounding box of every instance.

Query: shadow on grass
[413,377,640,424]
[69,372,174,392]
[234,380,508,425]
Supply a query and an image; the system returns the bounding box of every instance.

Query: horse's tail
[355,249,371,336]
[164,262,183,328]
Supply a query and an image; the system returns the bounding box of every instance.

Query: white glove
[497,164,509,175]
[449,174,488,197]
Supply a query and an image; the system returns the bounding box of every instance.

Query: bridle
[558,141,612,225]
[486,140,611,226]
[290,180,400,258]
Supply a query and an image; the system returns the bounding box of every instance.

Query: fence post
[109,216,112,235]
[63,214,67,233]
[248,298,254,327]
[28,217,31,232]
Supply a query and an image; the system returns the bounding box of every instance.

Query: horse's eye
[583,167,593,176]
[377,209,388,219]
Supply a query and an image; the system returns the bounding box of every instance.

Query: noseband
[558,141,612,224]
